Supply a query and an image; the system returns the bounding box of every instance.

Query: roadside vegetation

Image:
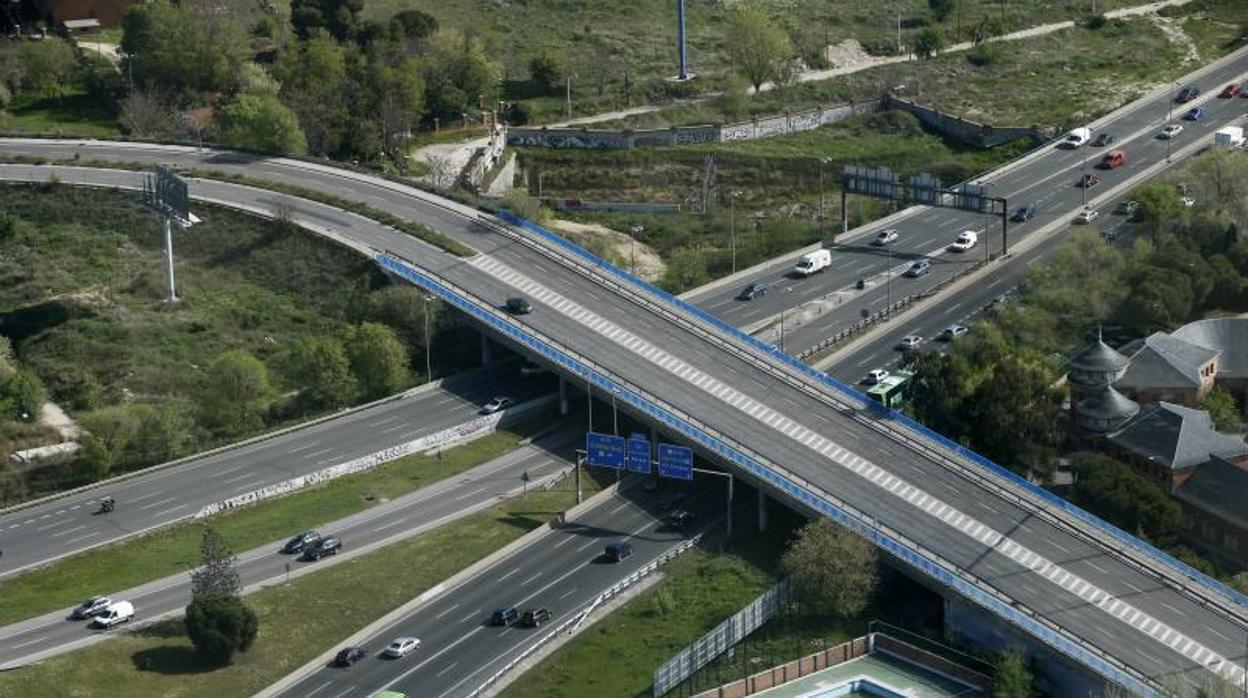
[902,148,1248,582]
[503,504,942,698]
[0,477,601,698]
[0,184,478,501]
[0,414,557,628]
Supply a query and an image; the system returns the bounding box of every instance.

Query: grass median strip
[0,414,557,628]
[0,482,601,698]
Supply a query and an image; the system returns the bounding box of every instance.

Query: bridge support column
[479,332,492,365]
[757,489,768,531]
[558,376,568,416]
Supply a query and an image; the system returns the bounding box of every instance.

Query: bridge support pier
[757,489,768,531]
[558,376,569,416]
[479,332,492,365]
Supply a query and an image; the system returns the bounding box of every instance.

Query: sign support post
[143,165,197,303]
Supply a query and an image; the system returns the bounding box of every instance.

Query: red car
[1220,83,1243,98]
[1079,174,1101,188]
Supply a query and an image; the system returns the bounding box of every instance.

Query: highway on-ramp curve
[0,364,554,577]
[0,425,581,669]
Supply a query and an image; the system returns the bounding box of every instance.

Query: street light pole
[630,225,643,275]
[423,295,433,380]
[730,192,741,274]
[886,247,892,309]
[818,157,831,239]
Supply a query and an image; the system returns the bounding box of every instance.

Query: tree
[367,286,439,350]
[1116,267,1194,334]
[391,9,438,45]
[190,527,241,599]
[992,649,1034,698]
[1068,452,1181,542]
[421,30,504,122]
[0,369,46,423]
[76,405,142,476]
[118,89,174,138]
[964,358,1062,480]
[781,519,878,617]
[290,0,364,41]
[201,350,273,436]
[19,39,76,98]
[1131,182,1184,243]
[914,27,944,59]
[274,34,350,156]
[370,58,425,160]
[184,594,258,664]
[121,1,250,99]
[218,92,308,155]
[529,49,565,93]
[723,6,793,92]
[929,0,955,21]
[1202,386,1240,433]
[344,323,410,400]
[286,336,357,410]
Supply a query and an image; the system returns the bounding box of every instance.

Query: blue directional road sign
[626,435,651,474]
[586,432,625,469]
[658,443,694,481]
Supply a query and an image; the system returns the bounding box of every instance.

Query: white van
[1060,127,1091,148]
[793,249,831,277]
[948,230,979,252]
[92,600,134,629]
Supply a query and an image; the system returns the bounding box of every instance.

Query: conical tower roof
[1070,332,1130,374]
[1076,384,1140,422]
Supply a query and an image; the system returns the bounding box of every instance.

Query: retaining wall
[884,94,1049,147]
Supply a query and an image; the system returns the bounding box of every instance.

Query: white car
[1074,209,1099,224]
[872,229,899,246]
[940,325,968,341]
[480,396,512,414]
[1159,124,1184,139]
[865,369,890,385]
[897,336,923,351]
[948,231,978,252]
[383,637,421,658]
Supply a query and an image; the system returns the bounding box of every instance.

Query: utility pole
[818,157,831,239]
[565,74,573,119]
[896,6,902,54]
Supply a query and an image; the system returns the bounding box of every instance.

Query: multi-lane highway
[0,364,554,577]
[686,51,1248,361]
[1,48,1246,697]
[275,478,710,698]
[0,425,581,669]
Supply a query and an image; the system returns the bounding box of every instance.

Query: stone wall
[884,94,1049,148]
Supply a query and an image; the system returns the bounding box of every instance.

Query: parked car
[480,396,512,414]
[282,531,321,554]
[1079,174,1101,188]
[1220,83,1243,98]
[1092,132,1115,147]
[604,540,634,562]
[1183,105,1207,121]
[490,607,520,626]
[383,637,421,658]
[872,229,899,246]
[92,601,135,629]
[737,281,768,301]
[1159,124,1184,139]
[897,336,923,351]
[864,369,890,385]
[71,596,112,620]
[1115,200,1139,217]
[301,535,341,561]
[334,647,367,667]
[939,325,969,341]
[903,260,931,278]
[1074,209,1100,224]
[1176,84,1200,102]
[1010,204,1036,222]
[666,510,695,531]
[505,296,533,315]
[521,608,552,628]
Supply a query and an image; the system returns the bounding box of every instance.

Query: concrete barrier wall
[691,637,869,698]
[885,94,1048,147]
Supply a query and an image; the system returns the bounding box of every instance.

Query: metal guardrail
[466,533,704,697]
[377,252,1164,697]
[492,210,1248,618]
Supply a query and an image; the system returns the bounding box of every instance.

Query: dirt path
[544,220,666,283]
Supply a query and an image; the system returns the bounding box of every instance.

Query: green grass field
[0,414,557,628]
[0,481,600,698]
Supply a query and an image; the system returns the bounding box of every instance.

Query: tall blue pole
[676,0,688,79]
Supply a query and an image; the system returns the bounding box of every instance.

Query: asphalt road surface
[0,426,582,669]
[276,477,713,698]
[686,52,1248,357]
[0,364,555,577]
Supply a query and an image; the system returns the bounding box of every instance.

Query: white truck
[1214,126,1245,149]
[1059,127,1091,149]
[792,249,831,277]
[91,600,134,628]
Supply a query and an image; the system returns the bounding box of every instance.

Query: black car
[282,531,321,554]
[737,282,768,301]
[1010,204,1036,222]
[604,541,633,563]
[666,510,695,531]
[521,607,552,628]
[1176,84,1200,102]
[301,536,341,561]
[505,296,533,315]
[334,647,367,667]
[491,607,519,626]
[1092,132,1115,147]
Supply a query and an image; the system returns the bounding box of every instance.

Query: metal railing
[467,533,704,697]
